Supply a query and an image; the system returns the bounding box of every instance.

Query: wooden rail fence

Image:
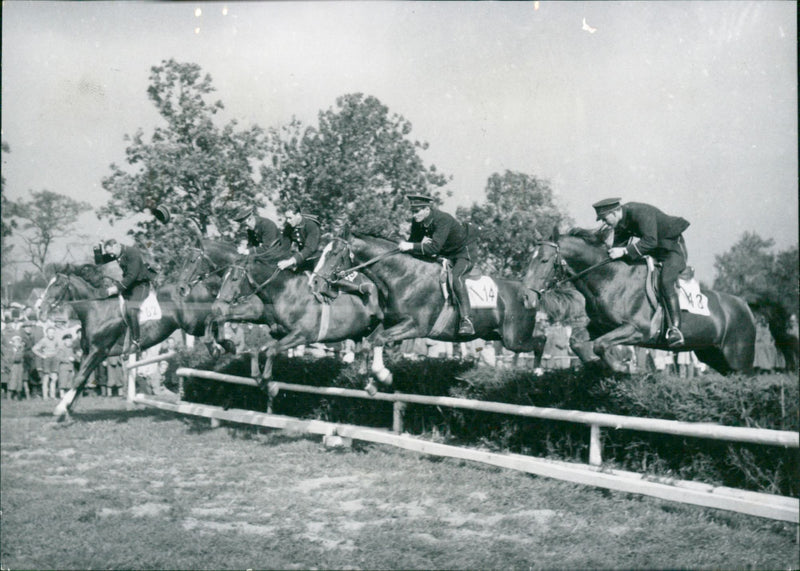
[128,366,798,523]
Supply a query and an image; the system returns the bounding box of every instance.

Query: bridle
[178,248,229,293]
[217,256,282,305]
[529,240,615,296]
[312,237,400,285]
[36,274,72,317]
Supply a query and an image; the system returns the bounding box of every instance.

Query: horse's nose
[178,284,190,297]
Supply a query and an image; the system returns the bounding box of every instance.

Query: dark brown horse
[522,227,756,374]
[38,240,237,419]
[311,232,544,383]
[212,241,384,384]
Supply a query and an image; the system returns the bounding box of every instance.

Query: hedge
[169,347,799,497]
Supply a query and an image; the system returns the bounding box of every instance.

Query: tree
[713,232,799,313]
[457,170,571,277]
[263,93,450,236]
[7,189,92,277]
[98,59,272,276]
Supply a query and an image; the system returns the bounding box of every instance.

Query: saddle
[438,258,481,303]
[642,257,709,341]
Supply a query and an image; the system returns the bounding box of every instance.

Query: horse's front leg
[569,326,600,365]
[365,318,420,393]
[259,330,307,383]
[591,323,644,373]
[54,347,106,420]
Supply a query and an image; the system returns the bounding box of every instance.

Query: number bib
[465,276,499,309]
[677,278,710,316]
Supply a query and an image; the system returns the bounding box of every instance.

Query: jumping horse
[211,240,386,388]
[38,239,239,420]
[311,232,545,386]
[522,227,756,374]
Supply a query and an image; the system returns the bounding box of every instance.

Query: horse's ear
[532,228,543,242]
[551,225,560,242]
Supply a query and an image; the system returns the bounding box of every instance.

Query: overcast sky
[2,1,797,283]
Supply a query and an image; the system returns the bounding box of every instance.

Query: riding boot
[665,288,684,347]
[453,279,475,336]
[127,308,142,354]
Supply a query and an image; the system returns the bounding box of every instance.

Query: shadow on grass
[35,407,179,424]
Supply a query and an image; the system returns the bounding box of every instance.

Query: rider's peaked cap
[406,194,435,210]
[232,204,255,221]
[592,197,622,220]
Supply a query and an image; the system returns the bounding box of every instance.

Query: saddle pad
[139,290,163,323]
[678,278,711,316]
[465,276,499,309]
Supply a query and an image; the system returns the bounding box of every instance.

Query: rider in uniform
[398,194,478,336]
[592,197,690,347]
[277,210,322,271]
[232,205,280,253]
[101,239,158,353]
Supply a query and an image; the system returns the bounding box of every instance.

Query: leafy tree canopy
[263,93,450,237]
[98,59,272,276]
[458,170,571,277]
[713,231,799,315]
[7,189,92,277]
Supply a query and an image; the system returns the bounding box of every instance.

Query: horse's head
[176,247,212,297]
[213,260,254,318]
[523,226,568,298]
[175,240,239,297]
[310,238,354,296]
[36,274,74,321]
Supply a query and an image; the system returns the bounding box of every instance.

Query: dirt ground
[1,396,797,570]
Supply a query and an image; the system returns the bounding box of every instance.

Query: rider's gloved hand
[398,241,413,252]
[106,286,119,297]
[608,247,626,259]
[277,258,296,270]
[237,242,249,255]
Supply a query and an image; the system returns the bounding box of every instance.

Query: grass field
[1,395,797,570]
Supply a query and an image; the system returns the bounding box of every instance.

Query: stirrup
[666,327,684,348]
[458,317,475,336]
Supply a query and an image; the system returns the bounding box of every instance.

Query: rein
[332,246,401,278]
[220,261,282,305]
[550,258,616,288]
[533,241,616,295]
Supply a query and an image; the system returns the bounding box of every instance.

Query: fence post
[393,401,406,433]
[126,354,137,405]
[589,424,602,466]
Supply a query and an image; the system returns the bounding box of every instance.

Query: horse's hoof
[375,368,393,386]
[365,381,378,397]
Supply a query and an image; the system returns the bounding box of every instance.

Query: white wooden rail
[126,351,178,402]
[130,367,799,523]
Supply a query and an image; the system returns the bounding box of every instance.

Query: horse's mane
[201,239,238,262]
[352,232,397,246]
[52,264,108,289]
[566,226,611,248]
[249,239,293,265]
[540,286,589,326]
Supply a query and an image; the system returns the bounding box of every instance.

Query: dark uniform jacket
[246,216,280,250]
[282,215,321,265]
[613,202,690,259]
[118,245,157,293]
[409,208,475,260]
